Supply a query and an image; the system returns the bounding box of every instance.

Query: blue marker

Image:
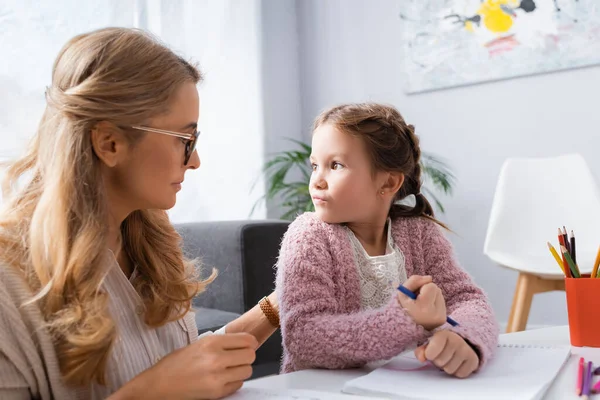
[398,285,459,327]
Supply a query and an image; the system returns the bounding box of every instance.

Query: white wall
[154,0,268,222]
[260,0,304,219]
[295,0,600,326]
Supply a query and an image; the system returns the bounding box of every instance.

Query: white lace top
[345,219,407,310]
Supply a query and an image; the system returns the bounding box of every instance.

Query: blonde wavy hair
[0,27,215,386]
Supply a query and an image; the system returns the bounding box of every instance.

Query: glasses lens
[184,131,199,165]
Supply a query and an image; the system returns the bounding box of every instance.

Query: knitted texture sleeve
[419,220,499,367]
[276,213,430,372]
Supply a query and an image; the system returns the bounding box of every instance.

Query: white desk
[246,326,600,399]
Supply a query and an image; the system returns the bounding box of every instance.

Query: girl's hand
[397,275,446,331]
[414,330,479,378]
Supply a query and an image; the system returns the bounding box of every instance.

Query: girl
[0,28,280,400]
[276,103,498,378]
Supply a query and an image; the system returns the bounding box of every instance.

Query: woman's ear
[90,122,129,167]
[381,172,404,195]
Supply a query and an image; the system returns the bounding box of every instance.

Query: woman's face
[104,82,201,213]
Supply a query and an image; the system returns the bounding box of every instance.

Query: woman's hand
[112,332,258,400]
[397,275,446,331]
[414,330,479,378]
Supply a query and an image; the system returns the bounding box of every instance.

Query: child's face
[309,123,386,224]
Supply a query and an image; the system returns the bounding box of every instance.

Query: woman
[0,27,279,399]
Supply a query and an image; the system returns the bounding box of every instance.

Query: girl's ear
[381,172,404,195]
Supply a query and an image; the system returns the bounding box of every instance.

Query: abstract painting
[401,0,600,93]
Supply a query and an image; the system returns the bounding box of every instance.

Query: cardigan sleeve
[419,220,499,367]
[277,213,430,372]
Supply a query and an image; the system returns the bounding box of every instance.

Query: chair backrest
[484,154,600,272]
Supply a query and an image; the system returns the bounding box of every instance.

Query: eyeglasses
[131,125,200,165]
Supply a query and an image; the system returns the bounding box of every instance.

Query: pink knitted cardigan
[276,212,499,373]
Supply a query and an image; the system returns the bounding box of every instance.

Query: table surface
[246,325,600,399]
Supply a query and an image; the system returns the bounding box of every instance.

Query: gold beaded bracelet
[258,296,280,328]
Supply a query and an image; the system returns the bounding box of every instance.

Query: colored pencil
[584,361,593,399]
[547,242,566,276]
[592,246,600,279]
[578,357,585,396]
[562,245,580,278]
[592,378,600,394]
[563,227,571,254]
[557,230,570,276]
[397,285,459,327]
[570,230,576,265]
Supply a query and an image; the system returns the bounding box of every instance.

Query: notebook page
[226,387,382,400]
[342,344,571,400]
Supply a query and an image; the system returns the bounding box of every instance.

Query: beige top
[0,252,218,399]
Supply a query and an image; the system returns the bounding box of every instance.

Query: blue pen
[398,284,459,327]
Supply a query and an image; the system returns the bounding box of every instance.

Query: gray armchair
[174,220,289,379]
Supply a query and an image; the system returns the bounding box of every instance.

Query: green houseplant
[252,139,455,220]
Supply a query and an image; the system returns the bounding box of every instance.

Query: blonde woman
[0,28,280,400]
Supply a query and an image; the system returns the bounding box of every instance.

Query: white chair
[484,154,600,333]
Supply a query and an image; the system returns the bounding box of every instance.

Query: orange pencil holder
[565,275,600,347]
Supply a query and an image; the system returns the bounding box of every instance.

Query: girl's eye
[311,163,318,171]
[332,162,343,170]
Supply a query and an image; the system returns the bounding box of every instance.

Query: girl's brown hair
[313,102,447,229]
[0,27,215,386]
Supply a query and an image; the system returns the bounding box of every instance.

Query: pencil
[570,230,576,265]
[547,242,566,276]
[563,227,571,254]
[578,357,585,396]
[592,378,600,394]
[397,285,459,327]
[589,362,594,395]
[585,361,593,399]
[562,246,580,278]
[558,230,570,275]
[592,246,600,279]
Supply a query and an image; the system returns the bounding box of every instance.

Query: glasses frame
[131,125,200,165]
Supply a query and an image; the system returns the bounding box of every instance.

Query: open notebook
[226,387,381,400]
[342,343,571,400]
